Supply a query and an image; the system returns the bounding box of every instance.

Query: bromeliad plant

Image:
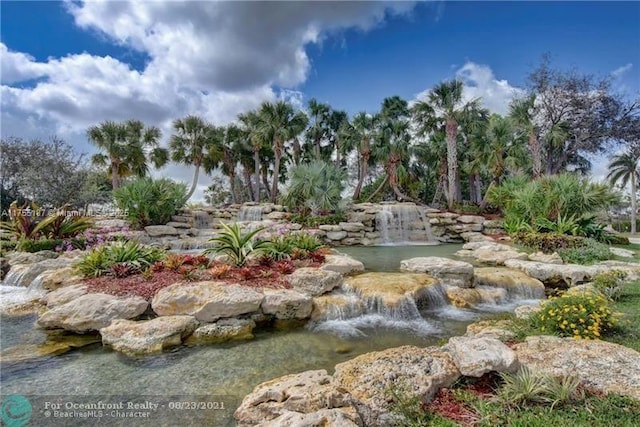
[76,241,165,278]
[204,223,267,266]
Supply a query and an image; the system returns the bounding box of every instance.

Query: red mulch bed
[83,259,323,301]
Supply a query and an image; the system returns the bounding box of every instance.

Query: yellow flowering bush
[531,291,620,340]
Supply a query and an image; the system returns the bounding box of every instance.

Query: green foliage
[386,383,434,427]
[556,238,611,264]
[287,232,325,252]
[531,291,619,339]
[38,213,94,239]
[0,240,17,255]
[262,236,294,261]
[289,212,346,227]
[76,241,165,278]
[489,173,618,231]
[592,270,627,301]
[497,367,583,409]
[281,160,347,215]
[514,232,584,253]
[204,223,266,266]
[0,202,50,240]
[113,177,188,228]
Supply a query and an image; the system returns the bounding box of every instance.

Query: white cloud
[611,63,633,79]
[455,62,524,115]
[1,1,417,201]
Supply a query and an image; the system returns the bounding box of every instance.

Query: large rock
[609,247,635,258]
[286,268,343,296]
[400,257,474,288]
[4,258,74,287]
[144,225,179,237]
[457,215,486,224]
[261,289,313,320]
[100,316,198,355]
[234,370,359,427]
[37,293,148,333]
[187,318,256,344]
[260,408,361,427]
[457,242,528,266]
[446,287,483,308]
[528,251,564,264]
[339,222,365,232]
[311,292,365,322]
[503,259,604,288]
[343,272,440,310]
[597,261,640,281]
[42,284,88,308]
[6,251,58,266]
[465,320,517,342]
[326,231,348,241]
[37,267,83,291]
[474,267,545,299]
[333,346,460,426]
[151,281,264,322]
[443,336,519,377]
[514,336,640,400]
[321,254,365,276]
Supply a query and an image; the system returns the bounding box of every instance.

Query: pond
[0,244,536,425]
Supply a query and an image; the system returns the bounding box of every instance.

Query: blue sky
[1,1,638,197]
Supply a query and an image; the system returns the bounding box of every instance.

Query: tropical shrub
[281,160,347,215]
[513,232,584,253]
[262,236,294,261]
[556,238,610,264]
[488,173,617,232]
[18,238,86,253]
[113,177,188,228]
[497,367,582,408]
[204,223,266,266]
[38,214,94,239]
[592,270,627,301]
[289,213,346,227]
[0,202,50,240]
[287,232,325,252]
[531,291,620,339]
[76,241,165,278]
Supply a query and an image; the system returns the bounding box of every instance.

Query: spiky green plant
[262,236,294,261]
[204,223,266,266]
[75,241,165,277]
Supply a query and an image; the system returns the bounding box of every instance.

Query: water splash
[238,206,263,222]
[1,264,31,287]
[375,204,435,245]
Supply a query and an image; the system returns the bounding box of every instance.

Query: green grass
[611,243,640,263]
[607,279,640,351]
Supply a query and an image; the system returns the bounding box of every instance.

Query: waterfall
[1,264,31,287]
[375,203,435,245]
[193,211,213,229]
[1,267,47,311]
[238,206,263,222]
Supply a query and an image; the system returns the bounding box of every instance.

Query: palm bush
[287,232,325,252]
[262,236,294,261]
[204,223,266,266]
[76,241,165,277]
[113,177,188,228]
[281,160,347,215]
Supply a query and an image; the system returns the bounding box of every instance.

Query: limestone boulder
[234,370,358,427]
[311,292,365,322]
[37,293,148,333]
[503,259,605,287]
[151,281,264,322]
[609,247,635,258]
[343,272,440,309]
[333,346,460,426]
[443,336,519,377]
[42,284,88,308]
[514,303,542,319]
[597,261,640,281]
[144,225,179,237]
[321,254,365,276]
[400,257,474,288]
[261,289,313,320]
[446,287,482,309]
[474,267,545,299]
[457,242,528,266]
[100,315,198,355]
[457,215,486,224]
[465,320,517,342]
[37,267,83,291]
[326,231,348,241]
[286,268,343,296]
[4,258,74,287]
[528,251,564,264]
[187,318,256,344]
[260,408,361,427]
[6,251,58,266]
[339,222,365,232]
[514,336,640,400]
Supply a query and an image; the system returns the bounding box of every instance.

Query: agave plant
[204,223,266,266]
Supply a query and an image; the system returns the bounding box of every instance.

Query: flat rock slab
[343,272,439,308]
[37,293,148,333]
[286,268,343,296]
[151,281,264,322]
[320,254,365,276]
[187,318,256,344]
[333,346,460,426]
[42,284,88,308]
[261,289,313,320]
[443,336,519,377]
[504,259,605,288]
[400,257,474,288]
[234,370,358,427]
[260,408,361,427]
[514,336,640,400]
[144,225,179,236]
[100,315,198,355]
[474,267,545,300]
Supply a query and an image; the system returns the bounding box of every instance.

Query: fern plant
[204,223,266,266]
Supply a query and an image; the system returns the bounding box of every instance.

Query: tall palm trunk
[242,167,254,202]
[445,118,458,210]
[632,173,637,234]
[111,161,121,190]
[270,140,282,203]
[529,131,542,178]
[252,148,260,202]
[353,147,370,200]
[185,163,201,200]
[388,157,415,202]
[292,138,301,166]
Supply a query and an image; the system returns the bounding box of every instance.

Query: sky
[1,1,639,201]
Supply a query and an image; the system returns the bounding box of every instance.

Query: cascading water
[1,266,47,310]
[238,206,263,222]
[375,203,435,245]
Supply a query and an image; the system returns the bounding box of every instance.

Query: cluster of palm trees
[86,79,638,222]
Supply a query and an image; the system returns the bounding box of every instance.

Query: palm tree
[351,112,376,200]
[510,94,542,178]
[307,99,331,160]
[170,115,217,200]
[238,111,264,202]
[422,80,480,210]
[608,151,639,234]
[255,101,308,203]
[87,120,166,190]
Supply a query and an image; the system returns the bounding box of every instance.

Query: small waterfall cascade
[193,211,213,229]
[375,203,435,245]
[238,205,263,222]
[1,266,48,310]
[1,264,31,288]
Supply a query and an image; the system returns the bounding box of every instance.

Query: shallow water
[339,244,465,271]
